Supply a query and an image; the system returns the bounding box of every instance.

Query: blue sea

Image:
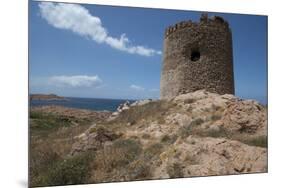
[30,97,136,112]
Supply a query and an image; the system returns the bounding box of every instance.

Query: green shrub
[112,139,142,163]
[30,111,72,133]
[189,118,204,127]
[184,98,196,104]
[160,134,177,144]
[30,143,61,184]
[166,163,184,178]
[202,127,229,138]
[212,104,222,111]
[142,133,151,139]
[157,116,166,124]
[210,114,222,121]
[93,139,142,174]
[179,118,204,138]
[241,135,267,148]
[32,152,94,187]
[30,111,45,119]
[127,159,151,180]
[89,127,97,134]
[183,153,198,165]
[179,125,192,138]
[143,143,163,159]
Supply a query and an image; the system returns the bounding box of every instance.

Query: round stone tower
[160,14,234,99]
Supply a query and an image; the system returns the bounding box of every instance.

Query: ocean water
[30,97,136,112]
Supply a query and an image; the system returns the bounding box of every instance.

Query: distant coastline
[30,95,135,112]
[30,94,67,101]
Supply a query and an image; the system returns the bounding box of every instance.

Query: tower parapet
[164,15,229,39]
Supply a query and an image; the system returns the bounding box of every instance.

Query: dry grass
[30,110,96,187]
[200,127,230,138]
[90,139,142,182]
[31,151,94,187]
[184,98,196,104]
[179,117,204,138]
[30,141,61,185]
[177,116,267,148]
[166,163,184,178]
[183,153,198,165]
[143,143,164,160]
[233,135,268,148]
[29,99,267,186]
[30,111,91,137]
[244,135,267,147]
[142,133,151,139]
[106,100,174,130]
[126,159,151,180]
[160,134,177,144]
[209,114,222,121]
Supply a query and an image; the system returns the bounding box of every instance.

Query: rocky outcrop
[117,101,131,112]
[130,99,153,107]
[170,90,267,136]
[222,100,267,135]
[154,136,267,178]
[108,101,131,120]
[71,125,120,156]
[108,99,154,121]
[70,90,267,182]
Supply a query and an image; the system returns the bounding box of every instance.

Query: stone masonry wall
[160,14,235,99]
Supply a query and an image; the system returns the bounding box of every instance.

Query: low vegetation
[179,117,204,138]
[236,135,268,148]
[178,120,267,148]
[30,108,96,187]
[31,151,94,186]
[106,100,174,130]
[160,134,177,144]
[166,163,184,178]
[30,111,91,137]
[30,112,71,133]
[30,92,268,186]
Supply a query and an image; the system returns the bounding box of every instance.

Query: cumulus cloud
[49,75,102,87]
[39,2,162,57]
[130,84,145,91]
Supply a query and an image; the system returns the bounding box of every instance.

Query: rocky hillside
[30,90,267,187]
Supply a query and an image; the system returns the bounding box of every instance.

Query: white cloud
[130,84,145,91]
[49,75,102,87]
[39,2,162,57]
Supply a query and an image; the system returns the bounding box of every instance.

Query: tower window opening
[190,50,200,61]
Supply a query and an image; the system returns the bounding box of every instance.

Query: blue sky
[29,1,267,103]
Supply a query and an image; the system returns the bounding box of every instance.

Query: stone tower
[160,14,234,99]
